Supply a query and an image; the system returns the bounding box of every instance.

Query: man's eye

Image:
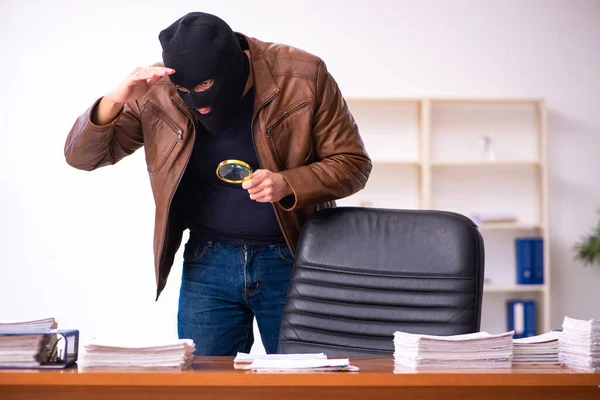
[177,86,190,94]
[193,79,215,92]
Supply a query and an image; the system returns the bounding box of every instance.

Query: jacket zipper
[146,104,184,176]
[264,100,310,253]
[266,100,309,137]
[147,103,184,141]
[250,91,296,253]
[155,99,196,295]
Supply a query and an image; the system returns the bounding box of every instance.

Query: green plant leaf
[574,210,600,267]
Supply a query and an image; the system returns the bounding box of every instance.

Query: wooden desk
[1,357,599,400]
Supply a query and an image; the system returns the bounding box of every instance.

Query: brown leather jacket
[64,35,372,299]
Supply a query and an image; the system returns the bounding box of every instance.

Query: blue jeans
[177,237,294,356]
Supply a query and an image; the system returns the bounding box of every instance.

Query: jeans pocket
[276,244,295,264]
[183,240,211,264]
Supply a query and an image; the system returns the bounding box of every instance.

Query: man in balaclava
[64,11,372,357]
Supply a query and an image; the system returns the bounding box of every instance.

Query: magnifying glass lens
[216,160,253,184]
[220,164,250,180]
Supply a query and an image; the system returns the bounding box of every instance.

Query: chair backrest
[278,207,485,356]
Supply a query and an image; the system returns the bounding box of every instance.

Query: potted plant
[575,211,600,266]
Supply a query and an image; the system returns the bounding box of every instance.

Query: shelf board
[345,97,421,104]
[345,97,544,105]
[430,98,543,105]
[477,222,542,231]
[431,161,541,168]
[371,160,421,167]
[484,284,546,293]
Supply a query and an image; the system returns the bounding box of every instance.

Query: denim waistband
[187,230,287,248]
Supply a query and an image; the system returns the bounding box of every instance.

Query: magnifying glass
[216,159,253,184]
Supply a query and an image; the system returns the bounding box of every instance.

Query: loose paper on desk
[234,352,327,363]
[234,352,359,372]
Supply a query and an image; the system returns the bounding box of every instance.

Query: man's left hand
[242,169,292,203]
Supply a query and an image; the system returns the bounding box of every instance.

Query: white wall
[1,0,599,352]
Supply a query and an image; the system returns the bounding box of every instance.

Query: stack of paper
[233,352,359,372]
[80,339,195,371]
[0,317,58,368]
[513,331,561,366]
[470,213,518,224]
[559,316,600,372]
[393,331,514,370]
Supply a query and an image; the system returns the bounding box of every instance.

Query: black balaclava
[159,12,249,134]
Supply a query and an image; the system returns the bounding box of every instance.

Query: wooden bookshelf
[341,97,550,334]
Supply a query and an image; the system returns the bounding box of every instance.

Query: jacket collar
[242,34,279,111]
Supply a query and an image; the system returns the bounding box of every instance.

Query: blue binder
[0,329,79,369]
[532,238,544,284]
[507,300,537,338]
[524,300,537,337]
[516,237,544,285]
[516,238,533,284]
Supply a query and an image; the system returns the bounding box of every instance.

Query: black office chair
[278,207,485,356]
